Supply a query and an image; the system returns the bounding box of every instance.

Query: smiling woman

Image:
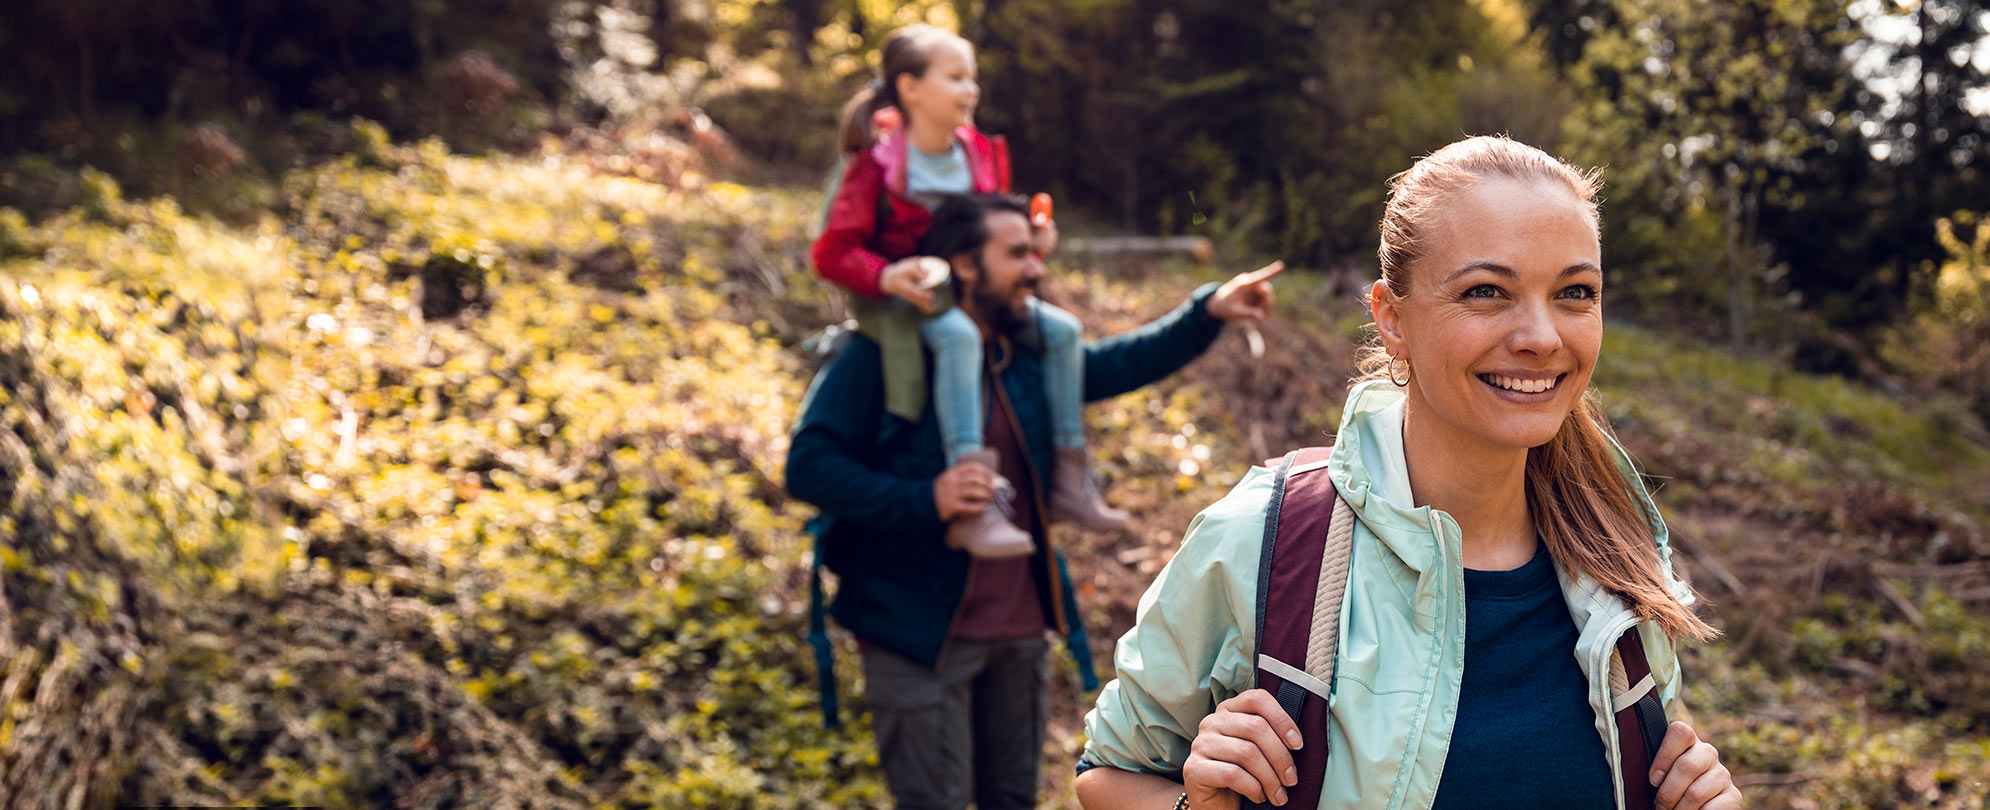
[1373,178,1605,478]
[1361,138,1707,623]
[1074,136,1743,810]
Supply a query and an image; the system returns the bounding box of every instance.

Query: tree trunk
[1725,186,1749,354]
[782,0,822,66]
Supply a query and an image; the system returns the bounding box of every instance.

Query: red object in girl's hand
[1030,193,1053,227]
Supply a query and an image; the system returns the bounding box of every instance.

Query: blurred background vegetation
[1,0,1988,807]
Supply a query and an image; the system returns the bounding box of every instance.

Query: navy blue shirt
[1431,544,1616,808]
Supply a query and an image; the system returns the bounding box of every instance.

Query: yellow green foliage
[1881,211,1990,430]
[1,140,878,806]
[0,188,289,802]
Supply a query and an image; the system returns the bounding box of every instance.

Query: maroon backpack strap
[1246,446,1343,810]
[1613,628,1667,810]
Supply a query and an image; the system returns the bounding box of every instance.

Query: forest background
[2,0,1990,807]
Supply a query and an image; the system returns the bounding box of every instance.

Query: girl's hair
[837,24,968,154]
[1359,135,1718,643]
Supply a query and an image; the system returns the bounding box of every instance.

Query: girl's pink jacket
[811,126,1012,299]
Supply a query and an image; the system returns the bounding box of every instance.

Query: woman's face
[896,39,979,134]
[1371,176,1603,454]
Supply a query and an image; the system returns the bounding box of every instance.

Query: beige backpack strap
[1304,494,1356,682]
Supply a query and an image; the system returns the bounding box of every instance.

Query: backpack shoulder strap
[808,526,840,728]
[1613,628,1667,810]
[1248,446,1351,810]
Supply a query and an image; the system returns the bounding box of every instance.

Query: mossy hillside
[2,141,877,807]
[1,194,292,805]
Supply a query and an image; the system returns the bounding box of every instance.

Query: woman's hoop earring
[1388,355,1412,387]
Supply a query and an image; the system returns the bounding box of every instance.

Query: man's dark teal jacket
[786,284,1226,722]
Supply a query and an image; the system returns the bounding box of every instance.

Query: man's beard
[963,256,1034,336]
[971,285,1030,335]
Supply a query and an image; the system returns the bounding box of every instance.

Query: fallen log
[1062,235,1215,263]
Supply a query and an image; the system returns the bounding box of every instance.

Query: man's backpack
[1250,447,1667,810]
[794,325,1100,729]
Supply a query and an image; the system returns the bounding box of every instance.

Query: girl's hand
[1651,721,1742,810]
[1182,689,1303,809]
[1032,217,1059,258]
[879,257,940,314]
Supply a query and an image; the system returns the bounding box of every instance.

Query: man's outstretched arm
[1083,262,1284,402]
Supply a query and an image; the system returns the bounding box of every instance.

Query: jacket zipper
[1403,513,1456,810]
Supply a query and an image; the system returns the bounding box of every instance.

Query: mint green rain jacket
[1082,381,1695,810]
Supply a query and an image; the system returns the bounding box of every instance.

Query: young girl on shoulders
[811,24,1125,557]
